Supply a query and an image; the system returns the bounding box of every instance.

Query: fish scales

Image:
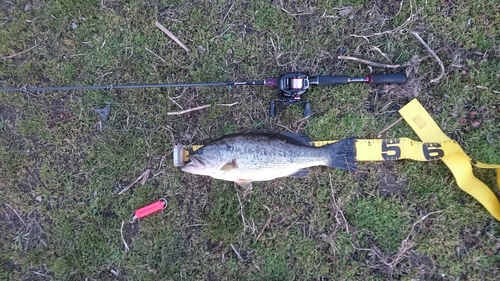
[220,136,328,171]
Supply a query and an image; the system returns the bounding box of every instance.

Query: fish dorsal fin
[279,132,312,146]
[243,129,262,134]
[235,179,253,190]
[220,159,238,171]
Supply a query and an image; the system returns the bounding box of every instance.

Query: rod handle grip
[368,73,407,84]
[315,76,349,86]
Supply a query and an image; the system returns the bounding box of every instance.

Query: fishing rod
[0,72,407,116]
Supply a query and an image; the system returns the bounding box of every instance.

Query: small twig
[168,96,184,110]
[352,210,443,275]
[388,210,443,270]
[320,11,339,19]
[351,0,414,40]
[328,173,350,233]
[154,21,189,53]
[370,46,391,63]
[338,56,412,69]
[216,102,239,107]
[293,115,312,129]
[5,203,27,228]
[255,205,272,244]
[140,170,150,185]
[144,47,166,63]
[235,190,257,235]
[404,211,443,243]
[167,104,211,115]
[236,192,247,232]
[168,90,189,113]
[31,271,49,278]
[321,231,339,254]
[269,37,277,51]
[386,0,406,21]
[120,221,130,251]
[222,2,235,21]
[252,261,263,274]
[274,123,294,133]
[411,32,445,83]
[210,26,232,41]
[351,243,384,259]
[157,155,166,171]
[170,88,188,100]
[118,169,151,195]
[1,44,38,60]
[281,7,313,17]
[351,16,413,40]
[186,223,207,228]
[377,117,403,138]
[279,0,313,17]
[230,244,244,261]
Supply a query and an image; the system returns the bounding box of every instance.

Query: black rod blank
[0,80,266,93]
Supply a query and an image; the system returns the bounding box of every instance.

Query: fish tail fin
[324,137,357,171]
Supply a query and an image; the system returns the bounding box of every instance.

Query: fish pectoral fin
[235,179,253,190]
[220,159,238,171]
[287,168,310,178]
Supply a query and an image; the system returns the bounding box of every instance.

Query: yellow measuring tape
[177,99,500,220]
[400,99,500,221]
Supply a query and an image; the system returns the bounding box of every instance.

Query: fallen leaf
[94,103,111,122]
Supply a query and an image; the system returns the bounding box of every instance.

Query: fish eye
[197,148,204,155]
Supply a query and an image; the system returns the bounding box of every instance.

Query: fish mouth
[181,155,206,171]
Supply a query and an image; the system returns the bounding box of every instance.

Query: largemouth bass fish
[181,132,357,188]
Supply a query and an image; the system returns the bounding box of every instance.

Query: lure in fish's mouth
[181,155,206,171]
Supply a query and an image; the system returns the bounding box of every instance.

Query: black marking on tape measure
[422,142,444,160]
[381,139,401,160]
[380,139,446,161]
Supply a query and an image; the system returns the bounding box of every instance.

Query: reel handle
[269,100,276,117]
[303,101,312,117]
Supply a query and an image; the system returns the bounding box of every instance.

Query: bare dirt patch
[377,163,408,198]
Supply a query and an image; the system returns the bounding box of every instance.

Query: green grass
[1,0,499,280]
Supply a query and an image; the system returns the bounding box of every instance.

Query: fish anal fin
[287,168,310,178]
[221,159,238,171]
[235,179,253,190]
